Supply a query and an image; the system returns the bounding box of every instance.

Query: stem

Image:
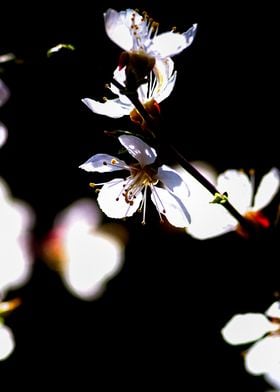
[112,78,255,236]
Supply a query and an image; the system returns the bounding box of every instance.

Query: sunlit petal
[148,24,198,58]
[104,8,133,51]
[151,186,190,227]
[264,365,280,389]
[217,170,253,214]
[221,314,278,345]
[82,97,131,118]
[118,135,157,166]
[0,122,8,148]
[0,325,15,361]
[254,168,280,211]
[79,153,128,173]
[157,164,190,199]
[245,336,280,375]
[266,301,280,320]
[98,178,142,218]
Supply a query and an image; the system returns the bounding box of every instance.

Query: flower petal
[0,122,8,148]
[265,301,280,319]
[98,178,142,218]
[221,313,278,345]
[157,164,190,199]
[79,154,128,173]
[245,336,280,375]
[217,170,253,214]
[264,365,280,390]
[82,98,131,118]
[151,186,191,228]
[148,24,197,58]
[118,135,157,166]
[253,168,280,211]
[104,8,133,51]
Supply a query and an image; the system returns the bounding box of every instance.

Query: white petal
[0,325,15,361]
[221,313,278,345]
[217,170,253,214]
[151,186,191,228]
[98,178,142,218]
[264,365,280,389]
[118,135,157,166]
[254,168,280,211]
[148,24,197,58]
[63,231,124,301]
[266,301,280,319]
[157,164,190,200]
[173,163,237,239]
[79,154,128,173]
[104,8,133,51]
[245,336,280,375]
[82,98,131,118]
[0,122,8,148]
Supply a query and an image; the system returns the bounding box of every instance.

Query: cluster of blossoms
[222,301,280,389]
[80,8,279,239]
[80,8,197,227]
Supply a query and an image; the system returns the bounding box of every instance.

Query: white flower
[104,8,197,59]
[0,178,35,295]
[82,57,176,119]
[42,199,126,301]
[221,302,280,388]
[79,135,191,227]
[82,8,197,119]
[176,165,280,239]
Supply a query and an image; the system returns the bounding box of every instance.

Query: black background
[0,1,279,389]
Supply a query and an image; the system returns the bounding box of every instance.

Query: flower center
[122,165,158,204]
[130,11,159,51]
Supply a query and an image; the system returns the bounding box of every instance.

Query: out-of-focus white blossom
[42,199,127,301]
[0,178,35,296]
[0,323,15,361]
[175,164,280,239]
[222,301,280,389]
[80,135,191,227]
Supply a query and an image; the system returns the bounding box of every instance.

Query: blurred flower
[104,8,197,60]
[176,164,280,239]
[82,57,176,120]
[222,301,280,389]
[41,199,127,301]
[80,135,191,227]
[0,322,15,361]
[0,178,35,296]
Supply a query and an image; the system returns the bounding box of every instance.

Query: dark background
[0,1,279,389]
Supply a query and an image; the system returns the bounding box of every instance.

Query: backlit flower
[222,301,280,389]
[104,8,197,60]
[0,178,35,296]
[82,57,176,120]
[79,135,191,227]
[176,165,280,239]
[41,199,127,301]
[82,8,197,119]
